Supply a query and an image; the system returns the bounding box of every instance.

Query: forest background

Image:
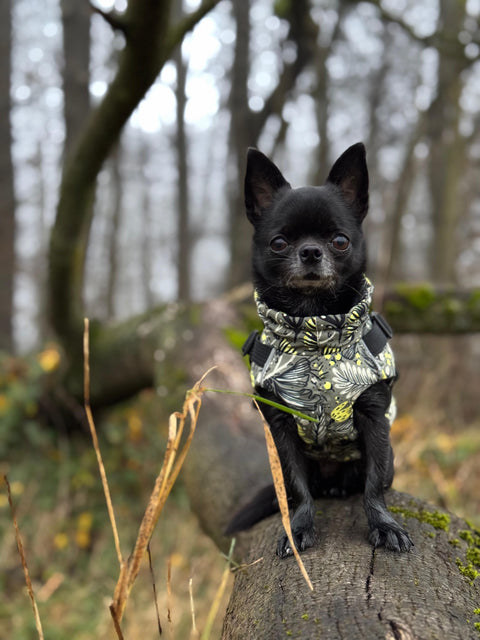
[1,0,480,637]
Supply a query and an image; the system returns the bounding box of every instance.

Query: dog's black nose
[299,244,322,264]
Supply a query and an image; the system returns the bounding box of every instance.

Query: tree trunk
[61,0,91,159]
[0,0,15,352]
[174,0,191,302]
[426,0,467,286]
[106,145,123,319]
[227,0,252,288]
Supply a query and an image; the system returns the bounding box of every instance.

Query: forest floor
[1,335,479,639]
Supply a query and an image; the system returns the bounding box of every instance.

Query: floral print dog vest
[249,278,396,461]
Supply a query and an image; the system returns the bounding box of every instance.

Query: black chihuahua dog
[226,143,413,557]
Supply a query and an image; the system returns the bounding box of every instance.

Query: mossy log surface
[221,493,480,640]
[179,296,480,640]
[383,284,480,333]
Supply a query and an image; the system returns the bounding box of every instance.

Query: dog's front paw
[276,526,316,558]
[369,524,413,552]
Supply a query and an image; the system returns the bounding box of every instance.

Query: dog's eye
[331,234,350,251]
[270,236,289,252]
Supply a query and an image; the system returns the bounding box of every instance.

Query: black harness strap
[363,312,393,356]
[242,330,272,367]
[242,312,393,366]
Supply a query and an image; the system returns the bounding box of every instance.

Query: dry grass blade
[147,543,162,636]
[83,318,123,568]
[167,556,173,625]
[200,538,235,640]
[189,577,199,638]
[110,368,214,633]
[4,475,45,640]
[253,401,314,592]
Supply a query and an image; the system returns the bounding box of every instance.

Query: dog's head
[244,143,369,315]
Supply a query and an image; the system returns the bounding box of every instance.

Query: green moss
[467,547,480,567]
[274,0,291,19]
[395,283,436,310]
[449,538,461,547]
[301,614,309,621]
[459,529,480,546]
[474,608,480,615]
[456,558,479,583]
[467,289,480,311]
[389,506,450,531]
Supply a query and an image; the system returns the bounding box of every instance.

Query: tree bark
[221,492,480,639]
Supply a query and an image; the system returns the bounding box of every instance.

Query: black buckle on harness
[371,311,393,339]
[242,330,259,357]
[363,312,393,356]
[242,330,273,367]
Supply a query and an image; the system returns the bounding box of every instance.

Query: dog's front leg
[259,399,316,557]
[355,382,413,552]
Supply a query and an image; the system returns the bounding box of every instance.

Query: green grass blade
[204,388,317,423]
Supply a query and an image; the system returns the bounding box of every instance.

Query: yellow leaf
[0,394,10,415]
[54,533,69,550]
[435,433,455,453]
[37,347,61,373]
[77,511,93,531]
[75,530,91,549]
[128,413,143,442]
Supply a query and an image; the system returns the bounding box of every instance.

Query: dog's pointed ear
[245,148,291,223]
[326,142,369,221]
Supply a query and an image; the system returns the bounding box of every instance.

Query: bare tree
[47,0,221,401]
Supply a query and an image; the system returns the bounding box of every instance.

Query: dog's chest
[248,283,396,461]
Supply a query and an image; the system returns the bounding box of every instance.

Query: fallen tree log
[39,284,480,430]
[181,297,480,640]
[221,493,480,640]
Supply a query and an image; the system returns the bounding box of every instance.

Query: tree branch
[90,4,128,34]
[167,0,222,52]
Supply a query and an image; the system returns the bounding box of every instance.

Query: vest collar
[255,276,373,352]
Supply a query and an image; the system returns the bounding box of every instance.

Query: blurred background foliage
[1,0,480,636]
